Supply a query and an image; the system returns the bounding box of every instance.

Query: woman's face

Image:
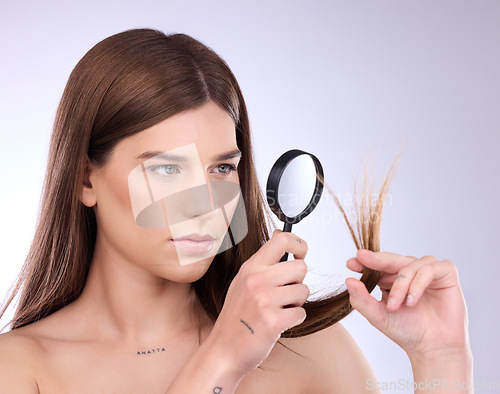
[84,101,245,282]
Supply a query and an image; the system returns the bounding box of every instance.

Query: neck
[71,233,207,348]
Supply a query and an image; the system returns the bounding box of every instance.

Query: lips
[172,233,216,242]
[170,233,216,255]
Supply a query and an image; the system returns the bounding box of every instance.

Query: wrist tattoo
[240,319,254,334]
[213,386,223,393]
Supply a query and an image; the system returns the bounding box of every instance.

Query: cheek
[96,170,174,258]
[128,164,153,220]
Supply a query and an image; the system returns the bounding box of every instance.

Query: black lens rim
[266,149,324,225]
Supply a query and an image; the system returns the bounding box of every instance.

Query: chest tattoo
[136,347,167,355]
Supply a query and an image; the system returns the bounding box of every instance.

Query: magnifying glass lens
[278,155,317,218]
[266,149,324,261]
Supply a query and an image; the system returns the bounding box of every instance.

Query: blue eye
[148,163,237,178]
[150,164,180,176]
[213,163,237,176]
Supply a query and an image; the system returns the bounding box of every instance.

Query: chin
[170,264,212,283]
[151,256,214,282]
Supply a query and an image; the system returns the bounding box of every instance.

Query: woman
[0,28,473,393]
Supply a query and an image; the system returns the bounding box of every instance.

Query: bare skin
[0,100,472,392]
[0,101,380,393]
[0,311,376,393]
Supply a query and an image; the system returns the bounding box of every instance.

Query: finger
[380,288,390,303]
[271,283,310,308]
[346,258,363,273]
[262,229,308,265]
[386,255,437,311]
[356,249,420,275]
[406,259,457,307]
[405,264,434,307]
[267,259,308,287]
[347,253,413,274]
[377,272,399,291]
[345,277,388,332]
[280,306,307,331]
[377,256,434,290]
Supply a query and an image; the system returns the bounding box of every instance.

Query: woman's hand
[207,229,310,377]
[345,250,471,359]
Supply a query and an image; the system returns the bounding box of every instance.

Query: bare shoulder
[0,328,41,393]
[277,322,381,394]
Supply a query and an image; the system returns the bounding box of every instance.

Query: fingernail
[346,284,356,296]
[386,297,396,309]
[406,294,414,307]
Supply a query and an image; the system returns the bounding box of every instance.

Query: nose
[182,182,217,218]
[161,181,218,225]
[134,178,243,230]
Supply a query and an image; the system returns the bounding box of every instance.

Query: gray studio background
[1,1,498,391]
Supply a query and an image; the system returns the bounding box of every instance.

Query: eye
[212,163,237,176]
[150,164,180,176]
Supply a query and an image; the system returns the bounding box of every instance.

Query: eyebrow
[136,149,242,162]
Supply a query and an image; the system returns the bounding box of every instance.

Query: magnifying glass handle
[279,222,293,262]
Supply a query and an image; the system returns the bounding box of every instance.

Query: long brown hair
[0,28,400,355]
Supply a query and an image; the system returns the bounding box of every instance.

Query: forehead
[115,102,237,158]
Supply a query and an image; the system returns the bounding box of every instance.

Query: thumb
[346,278,387,331]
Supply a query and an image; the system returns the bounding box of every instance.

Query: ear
[80,155,98,207]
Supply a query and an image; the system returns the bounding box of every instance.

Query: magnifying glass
[266,149,325,262]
